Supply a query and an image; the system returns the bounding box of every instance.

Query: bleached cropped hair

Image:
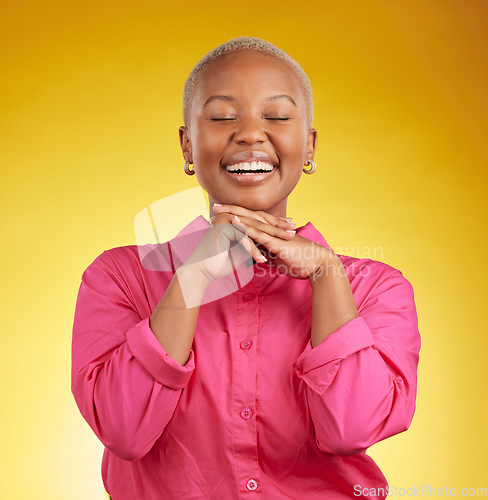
[182,36,313,129]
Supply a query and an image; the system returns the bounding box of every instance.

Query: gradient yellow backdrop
[1,1,487,498]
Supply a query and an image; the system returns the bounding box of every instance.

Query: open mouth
[224,161,276,175]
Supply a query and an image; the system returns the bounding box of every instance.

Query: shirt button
[240,339,253,350]
[246,479,258,491]
[240,407,253,420]
[242,293,256,302]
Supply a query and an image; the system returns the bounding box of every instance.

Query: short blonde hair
[182,36,313,129]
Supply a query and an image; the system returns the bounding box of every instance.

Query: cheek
[193,128,226,160]
[290,166,304,187]
[273,126,308,153]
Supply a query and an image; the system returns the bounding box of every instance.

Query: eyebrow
[202,95,234,107]
[266,94,297,107]
[202,94,297,108]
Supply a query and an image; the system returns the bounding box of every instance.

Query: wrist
[308,250,344,285]
[175,263,212,308]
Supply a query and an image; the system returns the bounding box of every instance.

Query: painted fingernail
[279,217,293,221]
[287,221,297,227]
[213,203,222,207]
[235,215,242,222]
[258,253,268,262]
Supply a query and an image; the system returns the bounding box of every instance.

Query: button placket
[233,286,262,496]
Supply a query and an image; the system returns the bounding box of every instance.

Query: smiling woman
[71,36,421,500]
[179,48,317,214]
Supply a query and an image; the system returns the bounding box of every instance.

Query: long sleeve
[293,266,420,456]
[71,250,195,461]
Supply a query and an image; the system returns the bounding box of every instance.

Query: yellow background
[1,1,487,498]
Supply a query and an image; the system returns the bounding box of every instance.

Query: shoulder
[300,221,412,288]
[338,253,416,313]
[84,245,144,272]
[341,252,413,288]
[93,215,211,275]
[80,215,211,285]
[81,243,173,283]
[339,253,404,282]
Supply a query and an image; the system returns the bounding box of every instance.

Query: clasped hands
[184,204,338,282]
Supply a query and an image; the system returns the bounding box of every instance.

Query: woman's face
[179,50,317,217]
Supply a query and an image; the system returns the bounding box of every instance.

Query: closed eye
[210,117,290,122]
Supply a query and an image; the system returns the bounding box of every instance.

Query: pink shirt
[71,216,420,500]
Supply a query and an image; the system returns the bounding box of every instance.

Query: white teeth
[225,161,275,173]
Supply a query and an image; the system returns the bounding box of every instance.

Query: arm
[71,251,197,461]
[213,206,420,456]
[149,270,209,366]
[71,213,256,461]
[294,262,421,456]
[309,253,359,347]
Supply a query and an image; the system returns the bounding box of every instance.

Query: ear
[305,128,318,161]
[179,126,192,162]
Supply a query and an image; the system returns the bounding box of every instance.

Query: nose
[233,115,267,145]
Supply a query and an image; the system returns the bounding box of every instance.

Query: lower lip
[222,166,278,185]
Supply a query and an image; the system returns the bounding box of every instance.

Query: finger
[231,222,254,257]
[213,203,268,224]
[228,217,268,263]
[277,217,296,228]
[214,204,297,231]
[231,217,296,257]
[236,231,268,264]
[254,211,297,230]
[216,216,267,263]
[233,215,296,241]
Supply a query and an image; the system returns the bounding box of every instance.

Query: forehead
[194,51,305,104]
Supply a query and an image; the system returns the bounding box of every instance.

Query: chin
[212,189,286,214]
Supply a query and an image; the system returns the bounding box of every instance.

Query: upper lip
[222,151,278,168]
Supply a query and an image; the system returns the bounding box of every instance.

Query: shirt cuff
[293,316,375,395]
[126,316,195,389]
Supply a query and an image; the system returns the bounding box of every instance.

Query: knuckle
[271,226,282,237]
[213,213,232,224]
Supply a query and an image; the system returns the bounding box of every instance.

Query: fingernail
[279,217,293,221]
[259,254,268,262]
[287,221,297,227]
[286,229,296,234]
[232,215,246,231]
[213,203,222,207]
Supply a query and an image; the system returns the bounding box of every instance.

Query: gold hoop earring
[303,159,316,175]
[184,160,195,176]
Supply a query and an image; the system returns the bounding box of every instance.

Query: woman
[72,36,421,499]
